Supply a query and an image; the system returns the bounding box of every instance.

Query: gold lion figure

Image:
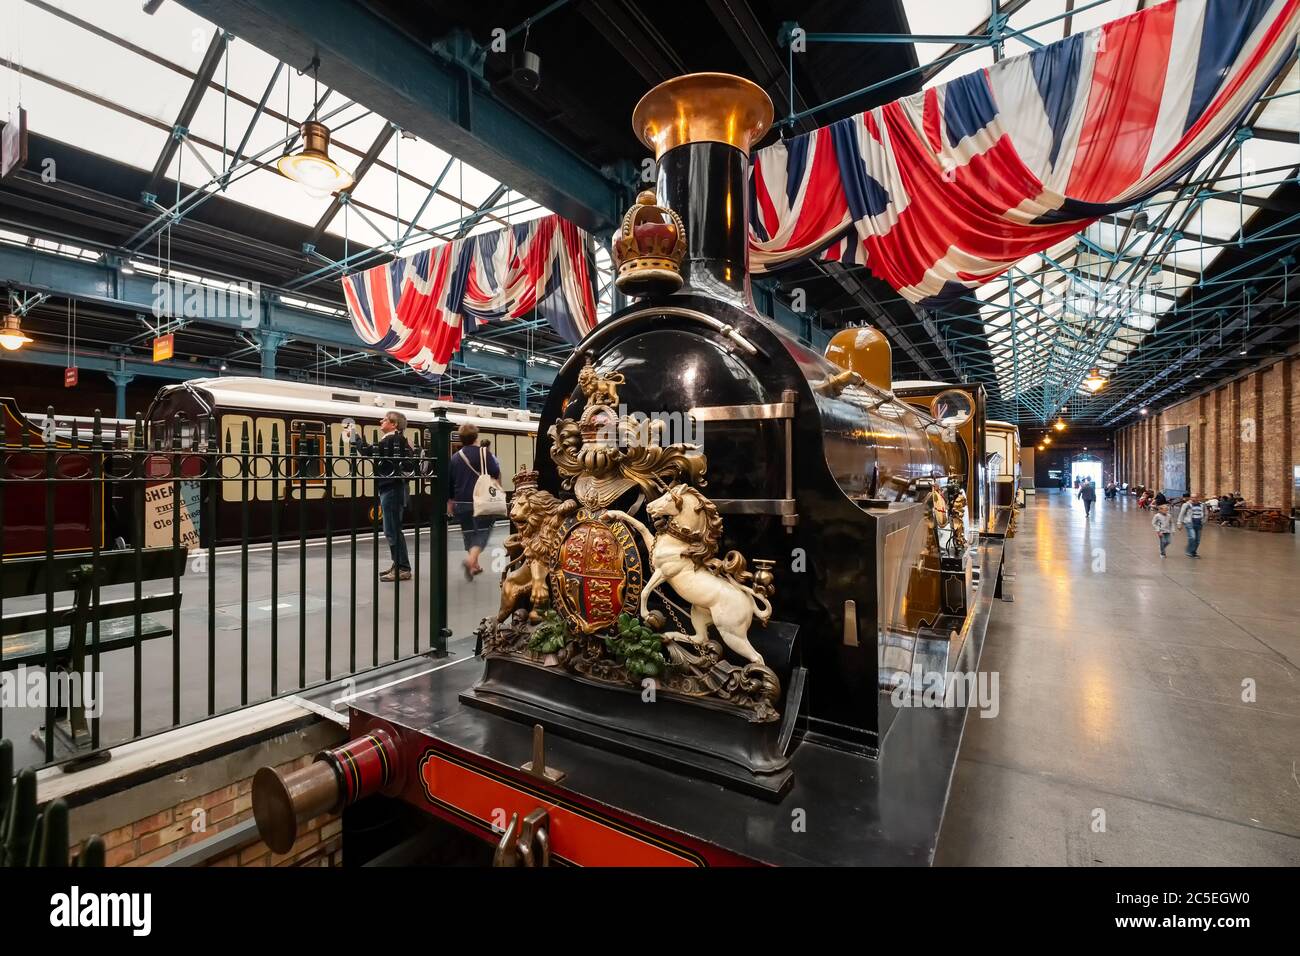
[577,357,624,407]
[498,487,576,624]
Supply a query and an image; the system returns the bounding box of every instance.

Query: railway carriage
[144,377,538,546]
[1,383,537,555]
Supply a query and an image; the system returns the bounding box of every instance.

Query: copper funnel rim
[632,72,774,160]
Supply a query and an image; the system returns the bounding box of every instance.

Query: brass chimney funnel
[632,73,773,160]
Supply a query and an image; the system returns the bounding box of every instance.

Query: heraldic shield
[550,510,644,634]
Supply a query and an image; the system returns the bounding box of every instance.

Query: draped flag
[749,0,1299,305]
[341,214,598,379]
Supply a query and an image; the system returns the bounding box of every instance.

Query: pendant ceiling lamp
[0,312,33,351]
[1054,419,1066,432]
[277,120,353,198]
[276,59,353,199]
[1082,367,1107,393]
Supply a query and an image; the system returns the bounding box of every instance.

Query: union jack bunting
[341,214,598,379]
[749,0,1299,305]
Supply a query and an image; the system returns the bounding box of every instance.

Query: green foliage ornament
[526,610,571,655]
[607,613,668,679]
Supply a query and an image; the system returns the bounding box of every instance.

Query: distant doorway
[1073,459,1103,488]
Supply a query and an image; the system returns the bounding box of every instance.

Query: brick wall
[1114,355,1299,507]
[68,753,341,868]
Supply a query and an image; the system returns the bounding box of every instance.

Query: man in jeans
[351,411,414,581]
[1177,491,1206,558]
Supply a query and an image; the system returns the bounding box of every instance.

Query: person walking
[449,423,501,582]
[1177,492,1206,557]
[1078,478,1097,519]
[1151,503,1174,558]
[350,411,414,582]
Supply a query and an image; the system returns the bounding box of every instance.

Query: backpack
[460,446,507,518]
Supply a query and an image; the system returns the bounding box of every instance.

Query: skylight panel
[1212,136,1299,198]
[1066,0,1138,35]
[1005,0,1069,51]
[1192,197,1258,241]
[903,0,990,66]
[218,166,333,228]
[924,46,995,91]
[1,65,168,170]
[12,2,194,127]
[33,0,216,74]
[1255,60,1298,134]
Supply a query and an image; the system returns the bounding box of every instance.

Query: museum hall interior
[0,0,1296,928]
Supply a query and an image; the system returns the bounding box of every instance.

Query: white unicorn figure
[605,484,772,666]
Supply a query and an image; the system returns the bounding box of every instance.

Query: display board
[1162,426,1190,498]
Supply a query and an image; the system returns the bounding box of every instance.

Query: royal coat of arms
[552,512,643,634]
[478,356,782,722]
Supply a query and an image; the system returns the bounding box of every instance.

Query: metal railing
[1,407,457,771]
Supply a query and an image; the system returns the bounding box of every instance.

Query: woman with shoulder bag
[449,423,504,582]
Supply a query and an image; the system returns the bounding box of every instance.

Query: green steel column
[107,371,135,420]
[427,411,454,654]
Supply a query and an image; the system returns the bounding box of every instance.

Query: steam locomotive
[253,73,1014,866]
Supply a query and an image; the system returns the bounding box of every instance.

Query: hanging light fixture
[277,120,353,198]
[276,59,353,199]
[1054,419,1066,432]
[0,312,33,351]
[1083,367,1107,393]
[1044,435,1052,445]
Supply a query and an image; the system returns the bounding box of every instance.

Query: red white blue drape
[341,214,597,379]
[749,0,1299,304]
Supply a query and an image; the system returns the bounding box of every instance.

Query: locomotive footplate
[336,535,1005,867]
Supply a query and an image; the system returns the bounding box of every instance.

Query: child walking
[1151,504,1173,558]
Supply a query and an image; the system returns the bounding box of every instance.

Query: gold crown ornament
[612,190,686,297]
[513,467,539,492]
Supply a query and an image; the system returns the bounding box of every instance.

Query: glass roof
[0,0,1291,414]
[0,0,615,325]
[902,0,1299,422]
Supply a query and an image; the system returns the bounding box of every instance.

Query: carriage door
[328,422,352,499]
[289,420,327,501]
[220,414,253,503]
[254,417,288,501]
[357,424,383,499]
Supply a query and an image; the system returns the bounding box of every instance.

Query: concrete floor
[936,489,1300,866]
[2,522,508,770]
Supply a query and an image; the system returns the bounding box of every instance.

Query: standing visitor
[1151,504,1174,558]
[1177,492,1206,557]
[449,423,502,582]
[1078,478,1097,519]
[350,412,414,582]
